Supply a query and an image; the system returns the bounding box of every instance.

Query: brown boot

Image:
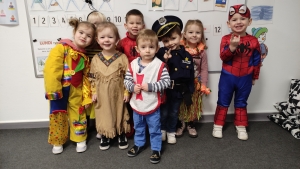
[175,121,185,138]
[187,121,198,138]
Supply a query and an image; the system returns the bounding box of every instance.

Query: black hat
[151,15,183,38]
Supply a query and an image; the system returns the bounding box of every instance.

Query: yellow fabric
[43,43,92,106]
[48,111,69,145]
[43,44,64,99]
[84,103,95,119]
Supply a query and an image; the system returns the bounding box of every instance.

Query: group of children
[43,4,263,164]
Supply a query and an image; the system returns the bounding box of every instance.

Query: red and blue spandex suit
[214,34,261,127]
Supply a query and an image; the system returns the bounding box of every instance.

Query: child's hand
[163,48,172,61]
[229,34,240,52]
[85,104,90,109]
[141,83,149,92]
[92,94,97,102]
[252,79,256,85]
[124,95,129,103]
[261,44,268,59]
[134,84,142,94]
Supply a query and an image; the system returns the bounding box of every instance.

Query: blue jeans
[133,109,161,151]
[160,89,183,133]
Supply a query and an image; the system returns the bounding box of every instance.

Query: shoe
[99,136,110,150]
[212,124,223,138]
[236,126,248,140]
[167,132,176,144]
[76,140,87,153]
[161,130,166,141]
[175,121,185,138]
[150,151,161,164]
[187,122,198,138]
[96,133,101,140]
[118,133,129,150]
[52,145,63,154]
[127,145,145,157]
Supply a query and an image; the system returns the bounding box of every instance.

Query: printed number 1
[215,26,221,33]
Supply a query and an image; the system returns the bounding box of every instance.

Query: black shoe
[150,151,161,164]
[99,136,110,150]
[127,145,145,157]
[118,133,129,150]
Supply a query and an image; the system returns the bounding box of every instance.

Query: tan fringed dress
[89,52,130,138]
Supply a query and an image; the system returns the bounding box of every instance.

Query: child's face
[227,13,252,36]
[135,39,159,61]
[73,25,94,49]
[161,32,182,50]
[184,24,202,45]
[124,15,144,38]
[96,27,118,52]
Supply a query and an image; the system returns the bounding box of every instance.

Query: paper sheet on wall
[149,0,164,11]
[181,0,198,12]
[47,0,64,11]
[98,0,114,12]
[165,0,179,10]
[0,0,19,25]
[29,0,47,11]
[33,39,59,76]
[130,0,147,4]
[214,0,227,12]
[198,0,214,12]
[63,0,80,11]
[227,0,245,7]
[247,0,274,25]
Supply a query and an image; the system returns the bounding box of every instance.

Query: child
[176,19,209,138]
[89,22,130,150]
[117,9,145,63]
[124,29,170,164]
[212,4,261,140]
[117,9,145,138]
[44,18,96,154]
[85,10,106,140]
[152,15,194,144]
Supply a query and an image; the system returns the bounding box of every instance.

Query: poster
[0,0,19,25]
[32,39,59,76]
[247,0,274,25]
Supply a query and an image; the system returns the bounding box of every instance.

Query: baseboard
[199,112,274,123]
[0,121,49,129]
[0,113,275,129]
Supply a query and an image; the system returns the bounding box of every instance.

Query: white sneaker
[236,126,248,140]
[167,132,176,144]
[52,145,63,154]
[76,140,87,153]
[212,124,223,138]
[161,130,166,141]
[96,133,102,140]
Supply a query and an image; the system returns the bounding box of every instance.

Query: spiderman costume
[214,33,261,127]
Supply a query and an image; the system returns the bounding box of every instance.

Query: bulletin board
[24,0,274,78]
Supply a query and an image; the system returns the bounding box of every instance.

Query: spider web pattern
[220,34,261,77]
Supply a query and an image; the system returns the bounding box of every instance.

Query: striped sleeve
[148,66,170,92]
[124,68,135,93]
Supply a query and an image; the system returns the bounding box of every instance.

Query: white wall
[0,0,300,124]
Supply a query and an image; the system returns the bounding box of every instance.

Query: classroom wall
[0,0,300,125]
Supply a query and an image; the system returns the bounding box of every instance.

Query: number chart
[25,0,246,77]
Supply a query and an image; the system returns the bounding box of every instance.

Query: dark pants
[160,89,183,133]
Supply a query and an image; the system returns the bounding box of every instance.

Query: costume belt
[169,80,192,106]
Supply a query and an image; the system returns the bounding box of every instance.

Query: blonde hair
[69,18,96,36]
[136,29,159,47]
[183,19,206,46]
[96,22,120,41]
[87,11,106,23]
